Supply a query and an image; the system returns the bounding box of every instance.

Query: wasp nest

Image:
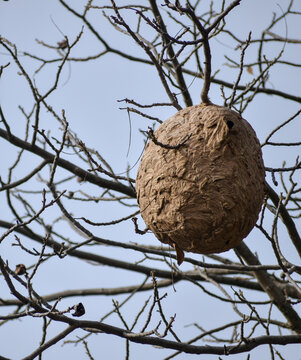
[136,103,265,264]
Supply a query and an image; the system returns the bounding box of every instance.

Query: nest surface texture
[136,103,265,255]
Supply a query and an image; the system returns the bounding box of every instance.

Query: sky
[0,1,301,359]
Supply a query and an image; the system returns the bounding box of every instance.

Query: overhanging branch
[0,128,136,198]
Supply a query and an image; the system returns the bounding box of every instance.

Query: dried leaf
[72,302,85,317]
[247,66,253,74]
[15,264,26,275]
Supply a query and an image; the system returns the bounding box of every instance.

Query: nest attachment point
[136,103,265,264]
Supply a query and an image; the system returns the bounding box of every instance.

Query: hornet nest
[136,103,265,265]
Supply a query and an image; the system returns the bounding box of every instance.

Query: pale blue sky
[0,1,301,359]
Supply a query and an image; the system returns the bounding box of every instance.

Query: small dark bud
[68,191,74,199]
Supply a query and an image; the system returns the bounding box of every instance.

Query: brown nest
[136,103,265,264]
